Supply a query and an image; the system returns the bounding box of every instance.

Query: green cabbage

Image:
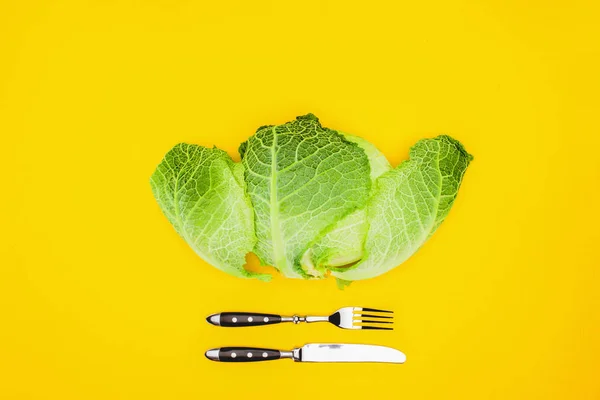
[331,135,473,281]
[150,114,472,284]
[150,144,270,281]
[300,134,391,278]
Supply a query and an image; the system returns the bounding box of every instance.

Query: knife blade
[205,343,406,364]
[300,343,405,363]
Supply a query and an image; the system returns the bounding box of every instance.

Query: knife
[205,343,406,364]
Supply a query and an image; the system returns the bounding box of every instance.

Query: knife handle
[205,347,287,362]
[206,312,283,327]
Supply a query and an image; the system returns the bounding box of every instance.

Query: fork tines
[362,307,393,313]
[354,307,394,330]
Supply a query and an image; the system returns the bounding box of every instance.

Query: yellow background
[1,1,599,399]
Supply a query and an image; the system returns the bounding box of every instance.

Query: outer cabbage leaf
[150,144,269,281]
[301,135,391,276]
[240,114,371,278]
[332,135,472,281]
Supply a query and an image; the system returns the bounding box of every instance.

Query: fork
[206,307,394,330]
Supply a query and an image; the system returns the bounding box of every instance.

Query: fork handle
[206,312,283,327]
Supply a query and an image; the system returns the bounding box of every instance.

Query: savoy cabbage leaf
[331,135,473,281]
[239,114,371,278]
[300,134,391,277]
[150,144,270,281]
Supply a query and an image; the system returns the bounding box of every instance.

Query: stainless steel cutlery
[205,343,406,364]
[205,306,405,364]
[207,306,394,330]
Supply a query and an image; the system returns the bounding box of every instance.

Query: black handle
[205,347,282,362]
[207,312,283,327]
